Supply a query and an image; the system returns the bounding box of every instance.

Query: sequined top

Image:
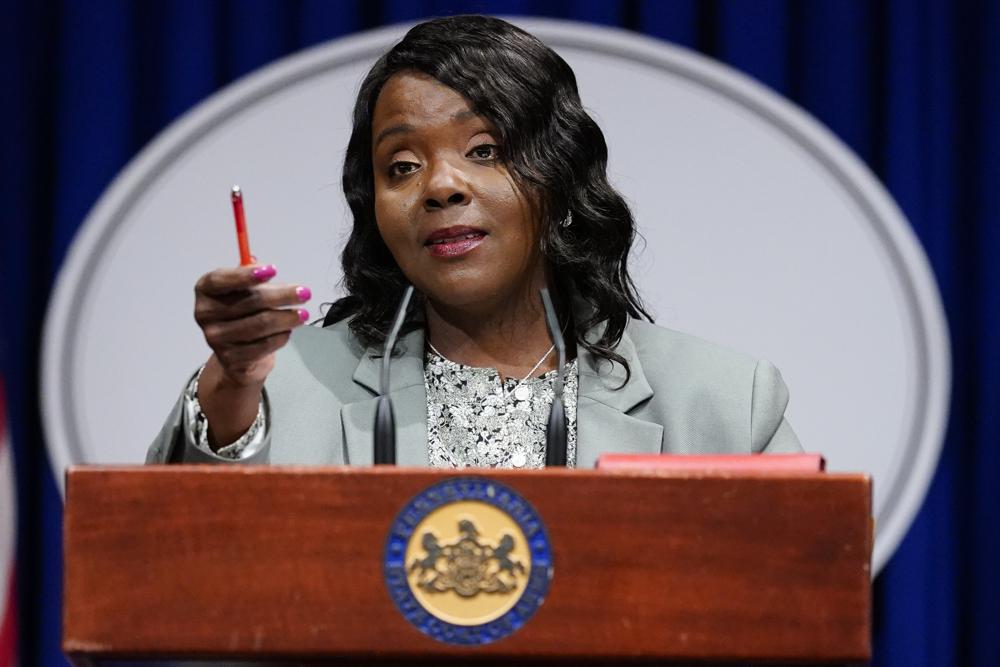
[424,351,578,469]
[186,351,579,467]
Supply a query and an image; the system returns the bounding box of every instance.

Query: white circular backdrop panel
[42,19,950,574]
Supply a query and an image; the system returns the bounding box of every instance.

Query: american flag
[0,379,16,667]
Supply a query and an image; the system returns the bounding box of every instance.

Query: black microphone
[373,285,415,465]
[540,288,568,467]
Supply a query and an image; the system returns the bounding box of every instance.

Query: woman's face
[371,71,545,312]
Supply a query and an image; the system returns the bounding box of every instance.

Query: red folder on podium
[597,452,826,472]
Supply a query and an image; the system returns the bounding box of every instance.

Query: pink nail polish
[297,308,310,323]
[252,264,277,281]
[295,286,312,302]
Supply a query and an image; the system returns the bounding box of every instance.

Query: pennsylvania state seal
[384,478,553,645]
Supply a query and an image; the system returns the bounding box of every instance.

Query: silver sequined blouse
[424,351,578,469]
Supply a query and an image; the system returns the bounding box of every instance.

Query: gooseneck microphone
[540,288,568,467]
[373,285,415,465]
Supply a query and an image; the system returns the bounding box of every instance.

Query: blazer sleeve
[750,359,803,453]
[145,373,271,465]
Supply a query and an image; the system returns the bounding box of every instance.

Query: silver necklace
[426,340,555,402]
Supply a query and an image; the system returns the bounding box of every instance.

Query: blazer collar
[351,326,426,395]
[577,324,653,412]
[343,327,429,467]
[574,324,662,467]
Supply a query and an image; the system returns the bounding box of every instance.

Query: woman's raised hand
[192,264,310,447]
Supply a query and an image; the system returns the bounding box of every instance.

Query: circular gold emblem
[405,500,531,626]
[384,479,553,645]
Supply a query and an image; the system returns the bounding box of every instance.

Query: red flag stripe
[0,379,16,667]
[0,568,16,667]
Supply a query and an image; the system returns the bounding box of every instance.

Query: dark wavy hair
[325,15,651,374]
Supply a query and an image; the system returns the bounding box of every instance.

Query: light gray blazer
[147,318,801,466]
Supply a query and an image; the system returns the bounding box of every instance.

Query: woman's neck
[424,288,558,381]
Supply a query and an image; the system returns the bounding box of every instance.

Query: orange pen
[231,185,253,266]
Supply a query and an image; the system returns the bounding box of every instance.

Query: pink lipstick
[424,226,487,258]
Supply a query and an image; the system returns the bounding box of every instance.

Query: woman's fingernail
[297,308,310,323]
[295,286,312,302]
[252,264,277,281]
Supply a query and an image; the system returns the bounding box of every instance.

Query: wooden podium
[63,466,871,664]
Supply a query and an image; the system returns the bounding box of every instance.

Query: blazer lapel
[575,326,663,468]
[341,328,429,466]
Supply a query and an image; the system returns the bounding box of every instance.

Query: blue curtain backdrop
[2,1,997,664]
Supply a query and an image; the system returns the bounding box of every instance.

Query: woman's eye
[389,161,419,177]
[468,144,499,161]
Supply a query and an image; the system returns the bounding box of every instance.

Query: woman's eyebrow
[374,123,414,148]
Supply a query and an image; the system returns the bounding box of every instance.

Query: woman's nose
[422,159,470,210]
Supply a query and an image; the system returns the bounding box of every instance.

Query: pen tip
[231,185,242,198]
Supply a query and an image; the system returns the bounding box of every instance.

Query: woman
[147,15,801,466]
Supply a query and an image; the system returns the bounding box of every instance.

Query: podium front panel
[64,467,871,663]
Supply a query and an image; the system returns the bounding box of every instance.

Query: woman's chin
[407,257,545,314]
[423,286,498,312]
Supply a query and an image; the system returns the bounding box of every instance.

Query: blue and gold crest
[384,478,553,645]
